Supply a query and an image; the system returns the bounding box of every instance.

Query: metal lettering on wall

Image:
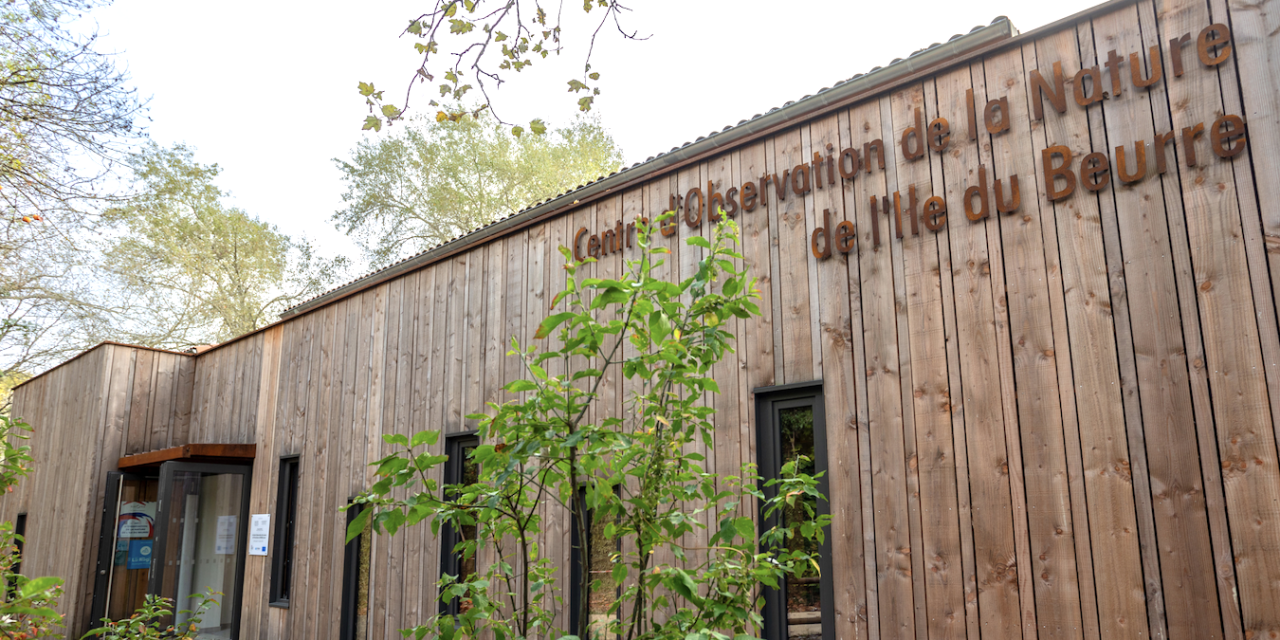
[572,22,1244,262]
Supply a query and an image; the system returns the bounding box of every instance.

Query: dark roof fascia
[282,15,1022,319]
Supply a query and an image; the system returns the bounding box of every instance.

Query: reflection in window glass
[456,444,478,613]
[779,406,821,640]
[587,505,617,640]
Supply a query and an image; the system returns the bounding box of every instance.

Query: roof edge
[282,15,1017,318]
[12,341,193,392]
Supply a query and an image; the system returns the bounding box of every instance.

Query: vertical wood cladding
[10,0,1280,637]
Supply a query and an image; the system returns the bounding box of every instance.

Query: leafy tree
[333,111,622,268]
[102,143,348,347]
[0,0,144,379]
[358,1,643,134]
[349,217,830,640]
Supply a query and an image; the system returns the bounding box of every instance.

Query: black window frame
[269,454,300,608]
[439,431,479,616]
[754,380,834,640]
[568,485,622,640]
[8,513,26,596]
[340,500,365,640]
[12,512,25,576]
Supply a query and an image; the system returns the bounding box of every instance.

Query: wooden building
[8,0,1280,636]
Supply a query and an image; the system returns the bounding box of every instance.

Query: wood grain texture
[13,1,1280,637]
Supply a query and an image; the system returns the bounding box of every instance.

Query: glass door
[91,471,160,625]
[148,462,251,640]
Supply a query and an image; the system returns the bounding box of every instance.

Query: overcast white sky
[92,0,1101,269]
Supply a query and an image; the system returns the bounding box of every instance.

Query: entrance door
[90,471,161,625]
[148,462,252,640]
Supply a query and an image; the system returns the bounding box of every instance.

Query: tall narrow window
[755,382,833,640]
[439,433,479,616]
[270,455,299,607]
[13,513,25,576]
[570,487,619,640]
[340,501,371,640]
[8,513,26,595]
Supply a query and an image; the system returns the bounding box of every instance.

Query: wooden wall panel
[14,0,1280,638]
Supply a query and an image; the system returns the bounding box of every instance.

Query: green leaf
[529,118,547,135]
[535,311,576,339]
[20,575,61,597]
[382,433,410,447]
[410,430,440,448]
[504,379,538,393]
[687,236,711,249]
[596,287,629,306]
[381,104,402,119]
[358,81,376,96]
[362,115,383,132]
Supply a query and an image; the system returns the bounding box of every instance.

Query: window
[439,432,479,616]
[12,513,25,576]
[755,382,833,640]
[8,513,25,596]
[340,501,369,640]
[569,487,619,640]
[270,455,300,607]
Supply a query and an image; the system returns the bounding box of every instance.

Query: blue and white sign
[127,540,152,570]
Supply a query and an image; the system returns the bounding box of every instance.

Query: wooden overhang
[117,443,257,469]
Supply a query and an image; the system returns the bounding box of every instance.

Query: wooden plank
[503,232,528,401]
[886,83,968,640]
[124,349,155,456]
[70,348,112,632]
[877,90,929,640]
[807,112,871,640]
[985,43,1087,638]
[767,128,815,383]
[1026,25,1147,640]
[1076,13,1226,640]
[241,325,283,640]
[933,62,1023,637]
[836,106,881,640]
[1155,0,1280,632]
[148,354,177,451]
[737,140,777,394]
[171,355,195,446]
[379,277,407,638]
[922,76,983,640]
[1204,0,1280,475]
[845,93,915,640]
[1222,0,1280,381]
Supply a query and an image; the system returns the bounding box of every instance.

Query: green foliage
[81,591,219,640]
[102,143,349,346]
[359,1,642,133]
[332,110,621,268]
[0,414,34,494]
[348,216,830,640]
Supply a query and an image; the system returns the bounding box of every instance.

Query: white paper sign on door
[215,515,237,555]
[249,514,270,556]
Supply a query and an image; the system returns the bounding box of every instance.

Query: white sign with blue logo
[249,514,270,556]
